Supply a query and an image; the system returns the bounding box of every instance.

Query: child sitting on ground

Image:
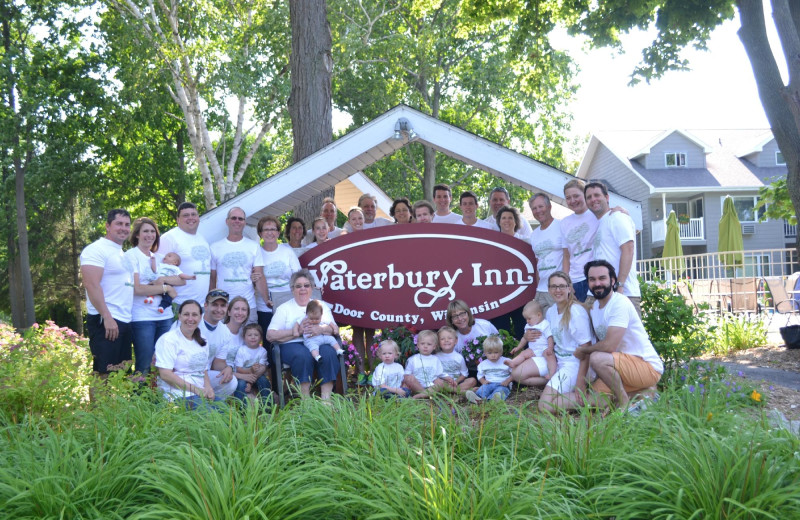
[504,301,556,383]
[436,326,477,392]
[371,340,410,398]
[466,335,513,403]
[292,299,343,362]
[403,330,445,399]
[144,252,195,313]
[233,323,271,403]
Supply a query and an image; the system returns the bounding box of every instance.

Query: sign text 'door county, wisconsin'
[299,224,538,328]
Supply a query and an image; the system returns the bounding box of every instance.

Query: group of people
[79,176,661,411]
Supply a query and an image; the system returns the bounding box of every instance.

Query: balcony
[651,217,705,242]
[785,220,797,238]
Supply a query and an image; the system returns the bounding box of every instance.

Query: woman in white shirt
[446,299,499,354]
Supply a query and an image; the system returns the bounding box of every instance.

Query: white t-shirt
[159,227,211,305]
[125,247,173,322]
[210,237,264,311]
[155,328,210,400]
[268,299,336,341]
[404,354,444,388]
[343,217,394,233]
[223,325,245,366]
[457,218,495,230]
[560,210,598,283]
[483,214,534,239]
[525,320,552,357]
[436,351,468,379]
[156,264,183,277]
[302,226,343,246]
[546,303,592,365]
[234,345,268,370]
[477,357,511,384]
[530,219,564,292]
[591,292,663,373]
[80,237,134,322]
[197,320,230,369]
[455,319,498,354]
[371,362,405,389]
[593,211,640,297]
[257,244,301,312]
[432,211,463,224]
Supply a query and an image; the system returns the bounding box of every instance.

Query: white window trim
[689,196,704,218]
[665,152,687,168]
[721,195,765,224]
[776,151,786,166]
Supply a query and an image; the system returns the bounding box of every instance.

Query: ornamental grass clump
[0,321,91,422]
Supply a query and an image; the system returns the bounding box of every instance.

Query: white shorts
[531,356,550,377]
[546,360,580,394]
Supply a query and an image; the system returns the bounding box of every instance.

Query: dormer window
[665,152,687,167]
[777,151,786,165]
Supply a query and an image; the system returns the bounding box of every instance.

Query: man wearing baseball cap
[200,289,238,397]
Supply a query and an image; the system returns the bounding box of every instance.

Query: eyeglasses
[207,289,229,300]
[549,284,569,290]
[261,228,279,232]
[293,283,312,289]
[453,311,468,319]
[228,216,246,221]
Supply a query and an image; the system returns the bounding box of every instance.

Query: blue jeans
[572,279,590,303]
[131,319,173,374]
[476,382,510,401]
[179,395,225,411]
[234,375,272,402]
[279,341,339,384]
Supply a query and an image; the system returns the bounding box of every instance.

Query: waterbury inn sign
[300,224,539,328]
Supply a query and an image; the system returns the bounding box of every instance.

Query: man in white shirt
[159,202,211,306]
[560,179,596,303]
[343,193,393,232]
[303,197,344,245]
[80,209,134,377]
[458,191,494,229]
[573,260,662,410]
[199,289,238,397]
[413,200,435,223]
[584,181,641,315]
[528,193,563,315]
[483,187,533,239]
[431,184,463,223]
[210,207,268,323]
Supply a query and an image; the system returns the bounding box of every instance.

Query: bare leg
[300,382,311,397]
[458,377,478,391]
[589,351,629,408]
[403,375,430,398]
[320,381,333,400]
[538,386,582,414]
[511,358,545,388]
[352,327,375,373]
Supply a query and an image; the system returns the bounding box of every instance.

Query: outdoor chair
[676,281,715,316]
[726,278,760,316]
[765,277,800,326]
[691,279,721,315]
[269,338,349,408]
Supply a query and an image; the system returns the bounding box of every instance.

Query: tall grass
[0,389,798,519]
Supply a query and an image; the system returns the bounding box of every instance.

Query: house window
[776,151,786,165]
[665,152,687,167]
[729,196,766,223]
[667,201,689,219]
[691,197,704,218]
[744,254,770,277]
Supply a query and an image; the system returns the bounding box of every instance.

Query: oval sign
[300,224,538,328]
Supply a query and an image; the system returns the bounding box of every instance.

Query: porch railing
[785,220,797,238]
[638,247,798,287]
[650,217,704,242]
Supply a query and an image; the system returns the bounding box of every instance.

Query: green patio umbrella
[662,210,685,277]
[718,196,744,266]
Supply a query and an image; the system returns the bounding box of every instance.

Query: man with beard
[573,260,662,412]
[199,289,238,398]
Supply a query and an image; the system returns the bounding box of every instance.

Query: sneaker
[627,394,657,416]
[465,390,481,404]
[357,373,369,386]
[491,392,505,401]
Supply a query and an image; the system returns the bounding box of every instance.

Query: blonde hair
[522,300,543,318]
[437,325,458,341]
[416,330,438,350]
[482,335,503,354]
[563,179,585,194]
[379,340,400,356]
[548,271,578,330]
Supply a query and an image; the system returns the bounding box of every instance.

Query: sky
[555,11,781,150]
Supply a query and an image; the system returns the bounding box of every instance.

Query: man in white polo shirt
[457,191,494,229]
[210,206,267,323]
[159,202,211,306]
[80,208,134,377]
[574,260,662,411]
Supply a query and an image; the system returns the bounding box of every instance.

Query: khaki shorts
[591,352,661,394]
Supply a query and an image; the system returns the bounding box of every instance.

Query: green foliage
[757,177,796,225]
[0,321,91,422]
[640,277,711,377]
[369,325,420,362]
[710,314,768,356]
[466,329,518,362]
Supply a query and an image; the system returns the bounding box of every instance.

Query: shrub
[370,325,419,361]
[710,314,768,356]
[464,329,517,364]
[0,321,91,422]
[640,277,711,379]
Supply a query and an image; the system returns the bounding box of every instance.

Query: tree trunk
[422,145,436,200]
[737,0,800,258]
[289,0,334,224]
[70,198,83,335]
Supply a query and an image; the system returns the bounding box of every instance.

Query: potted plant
[677,213,690,224]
